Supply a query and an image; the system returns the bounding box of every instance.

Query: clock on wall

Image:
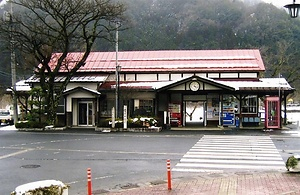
[189,81,200,91]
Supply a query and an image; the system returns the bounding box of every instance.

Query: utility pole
[115,22,121,119]
[9,2,18,124]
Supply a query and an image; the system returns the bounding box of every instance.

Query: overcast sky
[263,0,296,8]
[0,0,295,9]
[0,0,293,13]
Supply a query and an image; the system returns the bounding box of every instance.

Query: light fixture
[285,0,300,18]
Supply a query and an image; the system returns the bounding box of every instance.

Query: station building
[25,49,294,129]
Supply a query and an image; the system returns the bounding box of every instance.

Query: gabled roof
[156,76,236,92]
[99,76,294,93]
[99,76,237,91]
[63,86,100,96]
[48,49,265,73]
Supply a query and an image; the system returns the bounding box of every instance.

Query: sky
[0,0,6,7]
[0,0,294,10]
[0,0,295,8]
[263,0,297,8]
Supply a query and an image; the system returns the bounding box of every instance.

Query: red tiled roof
[48,49,265,73]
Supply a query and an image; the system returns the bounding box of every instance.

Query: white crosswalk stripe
[172,135,285,173]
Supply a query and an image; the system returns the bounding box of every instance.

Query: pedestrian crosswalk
[172,135,285,173]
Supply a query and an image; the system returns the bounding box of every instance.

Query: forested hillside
[1,0,300,99]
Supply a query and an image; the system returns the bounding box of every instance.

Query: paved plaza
[107,172,300,195]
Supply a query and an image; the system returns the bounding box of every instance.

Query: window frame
[241,95,258,114]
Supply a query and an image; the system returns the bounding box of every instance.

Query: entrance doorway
[78,101,94,126]
[185,101,205,127]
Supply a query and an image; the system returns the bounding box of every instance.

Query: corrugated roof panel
[46,50,265,73]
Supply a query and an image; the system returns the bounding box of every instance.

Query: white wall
[103,72,259,83]
[220,73,239,78]
[66,91,97,112]
[239,73,257,78]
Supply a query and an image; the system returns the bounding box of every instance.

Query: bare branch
[1,0,126,124]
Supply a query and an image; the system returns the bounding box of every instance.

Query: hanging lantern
[285,0,300,18]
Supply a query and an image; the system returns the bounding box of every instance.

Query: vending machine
[169,103,181,127]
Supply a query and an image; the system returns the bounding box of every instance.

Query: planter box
[17,126,66,131]
[95,127,162,132]
[12,180,68,195]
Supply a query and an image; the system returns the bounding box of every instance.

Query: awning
[220,78,294,91]
[6,80,31,92]
[26,74,108,83]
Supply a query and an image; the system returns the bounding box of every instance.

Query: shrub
[98,117,158,128]
[15,121,48,129]
[286,156,298,171]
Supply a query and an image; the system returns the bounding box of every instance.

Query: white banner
[123,105,127,129]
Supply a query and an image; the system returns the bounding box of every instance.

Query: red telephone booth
[265,96,280,129]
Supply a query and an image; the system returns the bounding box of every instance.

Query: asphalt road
[0,128,201,194]
[1,125,300,194]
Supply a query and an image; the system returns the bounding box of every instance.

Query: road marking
[173,135,285,173]
[180,158,284,165]
[0,149,33,160]
[1,146,184,157]
[284,150,300,153]
[31,148,184,156]
[183,154,283,160]
[174,162,284,170]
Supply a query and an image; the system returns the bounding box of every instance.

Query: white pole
[123,105,127,129]
[278,73,281,128]
[112,107,115,128]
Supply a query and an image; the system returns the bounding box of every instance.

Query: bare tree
[0,0,126,125]
[262,40,300,86]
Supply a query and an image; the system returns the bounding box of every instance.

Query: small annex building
[25,49,294,129]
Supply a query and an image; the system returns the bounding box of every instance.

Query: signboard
[111,107,115,128]
[123,105,127,129]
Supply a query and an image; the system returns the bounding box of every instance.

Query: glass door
[185,101,204,127]
[265,96,280,129]
[78,101,93,126]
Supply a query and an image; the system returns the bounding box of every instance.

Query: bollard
[87,168,92,195]
[167,159,172,190]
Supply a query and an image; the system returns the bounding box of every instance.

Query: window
[133,99,154,116]
[223,95,239,114]
[241,95,257,113]
[100,99,114,117]
[140,100,153,114]
[56,97,65,114]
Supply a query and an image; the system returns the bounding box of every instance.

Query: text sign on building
[123,105,127,129]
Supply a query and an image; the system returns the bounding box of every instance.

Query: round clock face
[190,81,200,91]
